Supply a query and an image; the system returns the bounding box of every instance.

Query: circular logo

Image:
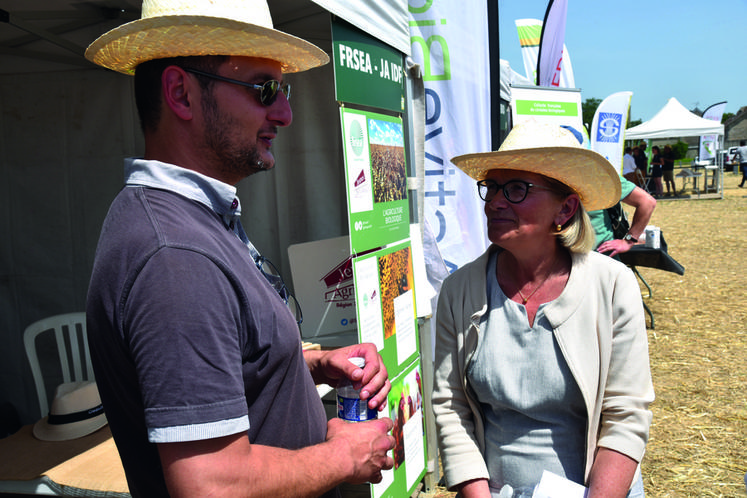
[349,120,365,156]
[599,117,619,139]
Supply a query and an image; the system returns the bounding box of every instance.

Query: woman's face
[482,169,577,250]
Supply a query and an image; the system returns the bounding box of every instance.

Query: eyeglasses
[254,255,303,326]
[477,179,556,203]
[183,68,291,106]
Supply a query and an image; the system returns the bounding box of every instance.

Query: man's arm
[596,186,656,257]
[158,416,395,498]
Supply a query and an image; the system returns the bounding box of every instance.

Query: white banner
[699,101,727,160]
[537,0,573,88]
[591,91,633,174]
[515,18,574,88]
[409,2,491,273]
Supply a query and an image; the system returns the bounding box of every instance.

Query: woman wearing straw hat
[433,121,654,498]
[85,1,393,497]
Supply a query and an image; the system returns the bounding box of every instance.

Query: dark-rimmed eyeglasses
[477,179,556,204]
[183,68,290,106]
[254,255,303,326]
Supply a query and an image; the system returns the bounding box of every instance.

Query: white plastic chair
[23,312,94,417]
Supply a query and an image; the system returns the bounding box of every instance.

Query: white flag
[699,101,727,160]
[515,18,574,88]
[591,91,633,174]
[537,0,573,88]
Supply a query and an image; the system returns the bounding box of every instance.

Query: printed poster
[371,359,427,498]
[341,108,410,253]
[352,241,418,378]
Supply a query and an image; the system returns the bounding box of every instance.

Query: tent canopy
[625,97,724,139]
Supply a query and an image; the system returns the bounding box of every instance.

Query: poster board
[340,107,410,254]
[510,85,584,140]
[288,236,358,346]
[371,359,428,498]
[352,240,419,379]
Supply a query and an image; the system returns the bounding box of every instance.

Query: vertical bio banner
[590,91,633,173]
[352,240,419,379]
[699,101,727,161]
[341,108,410,254]
[371,359,427,498]
[409,0,491,273]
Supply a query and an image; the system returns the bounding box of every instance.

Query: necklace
[516,270,554,305]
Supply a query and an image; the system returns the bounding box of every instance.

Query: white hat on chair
[33,381,107,441]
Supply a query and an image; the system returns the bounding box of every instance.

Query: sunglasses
[254,255,303,326]
[183,68,291,106]
[477,179,556,204]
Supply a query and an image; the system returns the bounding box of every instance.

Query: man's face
[197,56,292,183]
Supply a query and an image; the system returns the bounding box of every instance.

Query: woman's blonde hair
[545,177,596,254]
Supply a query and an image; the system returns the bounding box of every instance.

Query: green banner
[331,18,405,112]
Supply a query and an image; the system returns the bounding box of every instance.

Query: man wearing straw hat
[85,1,394,496]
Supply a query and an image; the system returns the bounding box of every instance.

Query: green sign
[352,240,419,380]
[514,99,579,117]
[341,108,410,253]
[373,359,427,498]
[331,18,405,112]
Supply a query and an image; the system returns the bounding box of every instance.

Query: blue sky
[497,0,747,122]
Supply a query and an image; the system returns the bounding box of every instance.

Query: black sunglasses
[254,255,303,326]
[477,179,556,204]
[183,68,290,106]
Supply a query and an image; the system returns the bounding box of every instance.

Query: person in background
[433,121,654,498]
[662,144,676,196]
[636,142,649,176]
[590,175,657,259]
[737,140,747,188]
[649,146,664,197]
[622,147,639,185]
[85,1,393,496]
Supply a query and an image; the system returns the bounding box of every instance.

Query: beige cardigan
[433,246,654,489]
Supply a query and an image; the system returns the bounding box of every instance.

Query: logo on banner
[349,120,365,156]
[596,112,622,142]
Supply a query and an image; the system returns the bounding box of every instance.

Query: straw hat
[85,0,329,75]
[33,381,108,441]
[451,120,621,211]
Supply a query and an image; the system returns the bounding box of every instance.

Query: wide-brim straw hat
[33,381,108,441]
[451,120,621,211]
[85,0,329,75]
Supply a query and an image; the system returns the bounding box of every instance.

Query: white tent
[625,97,724,139]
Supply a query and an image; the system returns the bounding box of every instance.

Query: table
[0,424,129,497]
[618,245,685,329]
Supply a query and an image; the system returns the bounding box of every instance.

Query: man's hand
[325,417,395,484]
[305,343,390,411]
[597,237,637,258]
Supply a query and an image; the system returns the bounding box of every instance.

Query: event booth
[625,97,726,197]
[0,1,455,495]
